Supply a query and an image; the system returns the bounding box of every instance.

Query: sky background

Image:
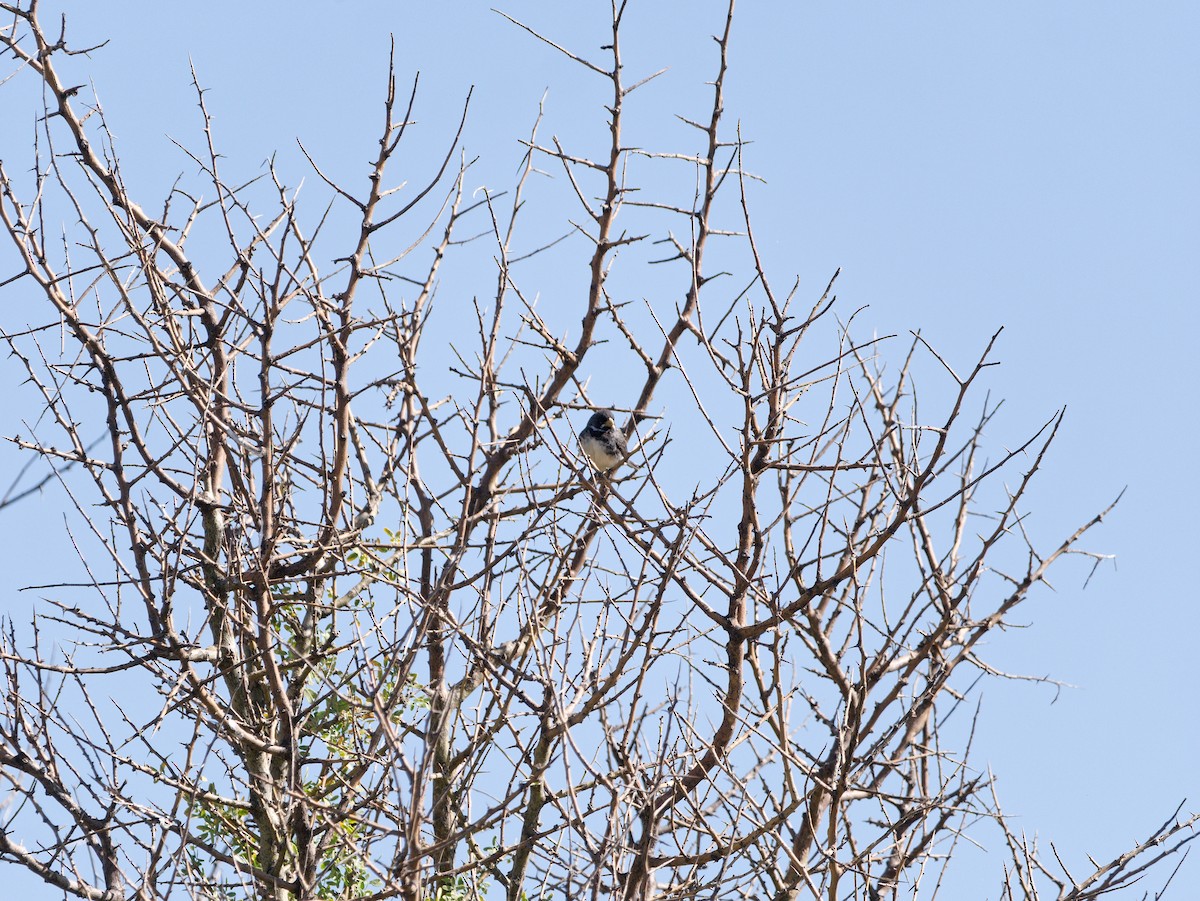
[1,1,1197,897]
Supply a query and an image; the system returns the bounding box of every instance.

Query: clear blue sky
[2,1,1197,896]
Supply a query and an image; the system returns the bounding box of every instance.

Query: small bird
[579,409,628,472]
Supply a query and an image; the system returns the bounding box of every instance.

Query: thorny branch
[0,2,1193,901]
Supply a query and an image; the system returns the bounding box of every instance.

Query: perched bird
[579,409,628,472]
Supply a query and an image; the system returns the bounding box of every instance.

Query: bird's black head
[586,410,616,433]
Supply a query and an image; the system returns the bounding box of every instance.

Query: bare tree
[0,2,1194,900]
